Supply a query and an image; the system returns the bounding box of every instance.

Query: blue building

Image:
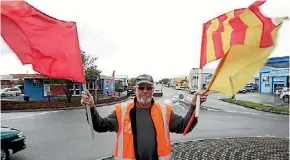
[259,56,289,94]
[23,74,48,100]
[87,75,116,98]
[23,74,116,100]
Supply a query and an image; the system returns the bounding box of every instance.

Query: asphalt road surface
[1,86,289,160]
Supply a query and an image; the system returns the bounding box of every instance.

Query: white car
[153,88,163,97]
[0,88,21,97]
[175,86,181,90]
[189,88,197,94]
[280,88,289,103]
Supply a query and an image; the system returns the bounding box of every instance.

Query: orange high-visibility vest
[114,101,172,160]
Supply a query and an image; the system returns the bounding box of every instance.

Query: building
[114,75,128,91]
[176,75,188,88]
[248,73,259,85]
[259,56,289,94]
[169,76,189,88]
[1,74,15,88]
[169,77,178,87]
[188,68,215,89]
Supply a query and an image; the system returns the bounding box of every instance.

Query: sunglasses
[137,86,153,91]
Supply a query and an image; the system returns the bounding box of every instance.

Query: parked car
[1,126,26,160]
[238,87,247,93]
[175,86,181,90]
[127,86,135,96]
[153,87,163,97]
[244,85,255,92]
[280,88,289,103]
[0,88,21,97]
[189,88,197,94]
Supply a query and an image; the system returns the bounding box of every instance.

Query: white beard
[138,95,151,104]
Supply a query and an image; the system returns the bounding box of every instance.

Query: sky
[0,0,289,81]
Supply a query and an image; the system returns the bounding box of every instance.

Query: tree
[81,51,101,81]
[46,51,101,102]
[16,79,24,85]
[128,78,136,87]
[115,80,124,92]
[160,78,170,85]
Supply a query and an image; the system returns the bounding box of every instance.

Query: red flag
[1,1,85,83]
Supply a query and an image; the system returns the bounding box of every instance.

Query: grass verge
[221,98,289,115]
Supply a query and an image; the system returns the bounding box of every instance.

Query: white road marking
[176,102,185,110]
[224,110,237,113]
[1,110,63,121]
[214,109,263,115]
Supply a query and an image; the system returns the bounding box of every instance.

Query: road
[1,86,289,160]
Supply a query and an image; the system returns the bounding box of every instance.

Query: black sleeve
[169,104,198,134]
[85,107,118,132]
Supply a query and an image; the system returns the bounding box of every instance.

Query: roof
[1,75,13,80]
[265,56,289,68]
[1,74,46,80]
[114,75,128,79]
[100,75,114,80]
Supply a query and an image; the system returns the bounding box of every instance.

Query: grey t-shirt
[135,107,157,160]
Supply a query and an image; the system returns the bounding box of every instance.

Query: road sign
[92,76,100,81]
[179,94,184,99]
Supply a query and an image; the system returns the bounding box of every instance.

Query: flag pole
[195,68,203,117]
[182,68,202,135]
[82,84,95,139]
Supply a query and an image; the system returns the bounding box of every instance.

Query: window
[89,83,94,90]
[98,81,103,90]
[32,79,40,87]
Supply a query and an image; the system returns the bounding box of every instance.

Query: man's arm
[169,103,198,134]
[86,107,118,132]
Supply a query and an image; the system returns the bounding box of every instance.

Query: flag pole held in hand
[195,68,203,117]
[183,68,202,135]
[82,84,95,140]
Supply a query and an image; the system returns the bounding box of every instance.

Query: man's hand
[81,90,95,108]
[191,91,208,106]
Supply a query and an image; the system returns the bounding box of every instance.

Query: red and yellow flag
[201,0,287,96]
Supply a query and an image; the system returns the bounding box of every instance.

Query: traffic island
[101,137,289,160]
[221,98,289,115]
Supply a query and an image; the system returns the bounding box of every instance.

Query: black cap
[136,74,154,85]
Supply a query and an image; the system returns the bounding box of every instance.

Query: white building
[114,75,129,91]
[248,72,259,84]
[188,68,215,89]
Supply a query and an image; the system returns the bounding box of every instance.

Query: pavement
[181,87,287,107]
[232,92,287,107]
[1,86,289,160]
[102,137,289,160]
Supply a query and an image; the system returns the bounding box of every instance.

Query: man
[81,74,207,160]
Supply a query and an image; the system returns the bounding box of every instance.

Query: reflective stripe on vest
[117,105,127,157]
[160,103,169,145]
[115,103,172,159]
[114,153,172,160]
